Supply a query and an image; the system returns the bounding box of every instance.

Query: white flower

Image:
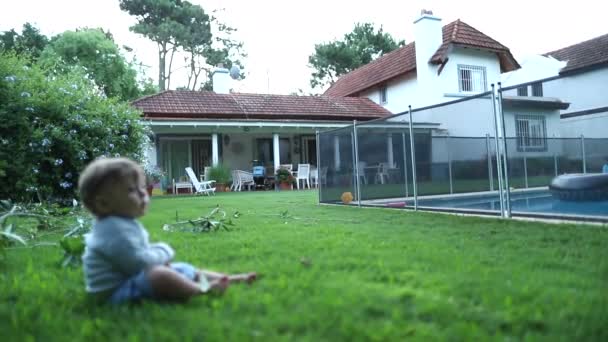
[32,167,39,174]
[41,138,51,146]
[25,107,35,112]
[59,181,72,189]
[108,143,114,149]
[78,150,87,160]
[54,159,63,166]
[20,92,31,97]
[4,75,16,82]
[71,84,78,90]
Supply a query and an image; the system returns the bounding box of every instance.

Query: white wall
[361,73,418,114]
[544,67,608,114]
[502,108,562,157]
[363,47,503,137]
[561,113,608,138]
[437,48,502,99]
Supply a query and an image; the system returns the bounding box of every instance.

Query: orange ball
[341,191,354,204]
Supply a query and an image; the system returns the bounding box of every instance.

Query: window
[458,65,487,92]
[255,138,291,165]
[379,85,387,104]
[531,82,543,97]
[515,115,547,151]
[517,86,528,96]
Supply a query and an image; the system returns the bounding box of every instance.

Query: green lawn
[2,191,607,340]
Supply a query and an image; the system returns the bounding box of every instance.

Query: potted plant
[275,167,294,190]
[143,163,165,195]
[208,164,231,192]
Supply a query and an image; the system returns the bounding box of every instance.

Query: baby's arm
[100,226,175,275]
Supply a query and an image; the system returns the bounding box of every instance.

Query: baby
[78,157,256,304]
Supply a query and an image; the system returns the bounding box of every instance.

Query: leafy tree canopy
[308,23,405,91]
[0,23,49,60]
[119,0,246,91]
[40,28,143,101]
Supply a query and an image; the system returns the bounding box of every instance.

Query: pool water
[416,190,608,219]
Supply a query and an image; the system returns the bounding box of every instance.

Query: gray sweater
[82,216,175,293]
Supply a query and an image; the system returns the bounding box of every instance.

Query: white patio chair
[236,170,255,191]
[310,168,318,188]
[230,170,240,191]
[279,164,293,172]
[374,163,390,184]
[294,164,310,189]
[357,161,368,185]
[185,167,216,196]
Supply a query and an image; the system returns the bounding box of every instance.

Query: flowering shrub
[143,162,165,184]
[275,167,294,184]
[0,53,149,202]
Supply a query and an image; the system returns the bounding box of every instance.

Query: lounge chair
[185,167,216,196]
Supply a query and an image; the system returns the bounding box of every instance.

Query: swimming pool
[373,189,608,222]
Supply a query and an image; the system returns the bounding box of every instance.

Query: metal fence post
[490,84,505,218]
[316,130,321,204]
[447,134,453,194]
[401,131,409,198]
[408,105,418,210]
[486,134,494,192]
[581,135,587,173]
[554,153,558,176]
[498,83,511,218]
[353,121,361,207]
[523,145,528,188]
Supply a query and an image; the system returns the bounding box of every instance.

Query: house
[502,33,608,139]
[325,10,567,162]
[132,75,439,184]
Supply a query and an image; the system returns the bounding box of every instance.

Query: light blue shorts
[108,262,197,304]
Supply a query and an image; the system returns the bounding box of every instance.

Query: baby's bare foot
[209,276,229,293]
[228,272,258,284]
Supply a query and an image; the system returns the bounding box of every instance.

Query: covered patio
[132,90,395,191]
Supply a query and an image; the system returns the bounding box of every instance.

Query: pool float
[549,173,608,201]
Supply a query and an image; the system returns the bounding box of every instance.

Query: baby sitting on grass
[78,157,256,304]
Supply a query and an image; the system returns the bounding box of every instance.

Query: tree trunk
[158,42,166,91]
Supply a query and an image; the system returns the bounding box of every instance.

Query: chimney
[212,64,231,94]
[413,9,443,105]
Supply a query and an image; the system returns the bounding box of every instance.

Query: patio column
[212,133,219,166]
[333,135,341,170]
[387,134,394,167]
[273,133,280,171]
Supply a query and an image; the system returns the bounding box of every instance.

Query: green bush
[0,53,149,202]
[208,164,231,184]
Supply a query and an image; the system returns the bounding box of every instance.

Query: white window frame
[379,85,388,104]
[515,115,547,152]
[457,65,487,93]
[531,82,543,97]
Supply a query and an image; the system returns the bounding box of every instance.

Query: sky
[1,0,607,95]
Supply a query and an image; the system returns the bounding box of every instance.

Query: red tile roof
[545,33,608,74]
[132,90,392,121]
[324,19,519,97]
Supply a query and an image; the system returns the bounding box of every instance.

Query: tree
[40,28,141,101]
[308,23,405,91]
[119,0,193,91]
[183,8,246,91]
[0,23,49,59]
[119,0,247,91]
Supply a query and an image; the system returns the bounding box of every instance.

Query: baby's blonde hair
[78,157,142,215]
